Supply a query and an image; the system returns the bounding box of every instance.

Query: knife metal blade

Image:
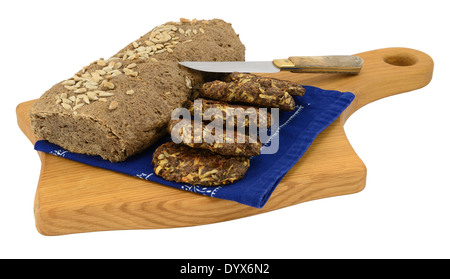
[179,55,364,74]
[179,61,280,73]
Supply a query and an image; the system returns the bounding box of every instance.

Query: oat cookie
[167,119,261,157]
[152,142,250,186]
[199,80,295,111]
[187,98,272,128]
[224,72,306,97]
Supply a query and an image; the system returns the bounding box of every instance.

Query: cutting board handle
[343,47,434,121]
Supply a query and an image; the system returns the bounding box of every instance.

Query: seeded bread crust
[30,19,245,162]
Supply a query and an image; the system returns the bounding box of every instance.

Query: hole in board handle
[383,53,418,66]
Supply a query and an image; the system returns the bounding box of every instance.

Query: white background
[1,0,449,259]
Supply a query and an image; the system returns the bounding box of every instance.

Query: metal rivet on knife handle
[273,55,364,74]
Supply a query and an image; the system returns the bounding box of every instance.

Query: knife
[179,55,364,74]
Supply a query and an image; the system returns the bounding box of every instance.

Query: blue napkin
[34,86,355,208]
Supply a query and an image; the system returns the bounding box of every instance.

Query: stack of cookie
[152,73,305,186]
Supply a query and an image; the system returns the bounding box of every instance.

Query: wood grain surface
[16,47,433,235]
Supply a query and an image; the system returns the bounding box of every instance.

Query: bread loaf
[30,19,245,162]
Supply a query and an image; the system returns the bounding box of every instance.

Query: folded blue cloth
[34,85,354,208]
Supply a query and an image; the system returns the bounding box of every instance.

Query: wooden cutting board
[16,47,433,236]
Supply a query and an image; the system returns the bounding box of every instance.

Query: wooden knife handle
[273,55,364,74]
